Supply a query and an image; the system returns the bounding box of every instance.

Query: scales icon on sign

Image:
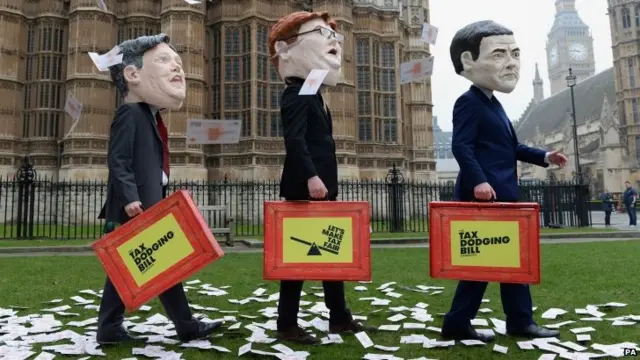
[289,236,338,256]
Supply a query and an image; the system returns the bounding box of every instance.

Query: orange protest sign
[92,190,224,311]
[263,201,371,281]
[429,201,541,284]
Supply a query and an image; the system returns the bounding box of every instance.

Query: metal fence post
[15,156,36,239]
[385,164,404,232]
[577,175,591,227]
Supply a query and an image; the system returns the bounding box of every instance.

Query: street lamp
[566,67,588,227]
[566,67,580,182]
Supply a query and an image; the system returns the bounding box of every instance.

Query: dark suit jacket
[452,85,548,202]
[99,102,166,224]
[279,77,338,201]
[600,192,615,211]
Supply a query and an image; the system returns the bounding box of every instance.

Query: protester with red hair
[268,11,374,344]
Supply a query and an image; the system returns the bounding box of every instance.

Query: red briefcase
[263,201,371,281]
[429,201,540,284]
[92,190,224,311]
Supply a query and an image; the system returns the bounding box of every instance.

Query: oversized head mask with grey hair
[450,20,520,93]
[109,33,185,110]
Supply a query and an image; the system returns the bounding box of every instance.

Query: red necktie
[156,113,170,178]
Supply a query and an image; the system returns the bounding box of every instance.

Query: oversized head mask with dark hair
[109,33,185,110]
[268,11,342,86]
[450,20,520,93]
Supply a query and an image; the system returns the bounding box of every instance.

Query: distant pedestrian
[599,190,614,226]
[623,181,637,227]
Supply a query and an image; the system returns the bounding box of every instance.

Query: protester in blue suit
[623,181,637,226]
[441,20,568,342]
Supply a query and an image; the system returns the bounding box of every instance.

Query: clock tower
[546,0,596,95]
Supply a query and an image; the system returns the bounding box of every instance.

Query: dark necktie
[156,112,170,177]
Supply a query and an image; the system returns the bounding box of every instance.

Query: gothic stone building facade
[0,0,436,181]
[608,0,640,183]
[515,0,633,195]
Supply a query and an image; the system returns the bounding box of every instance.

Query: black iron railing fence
[0,173,592,241]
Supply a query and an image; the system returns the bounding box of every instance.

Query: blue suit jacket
[452,85,548,202]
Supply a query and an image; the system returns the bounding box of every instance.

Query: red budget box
[429,201,540,284]
[263,201,371,281]
[92,190,224,311]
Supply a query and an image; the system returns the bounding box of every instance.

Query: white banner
[400,56,434,84]
[186,119,241,145]
[64,92,82,122]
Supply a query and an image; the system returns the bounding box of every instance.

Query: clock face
[569,42,588,61]
[549,46,558,66]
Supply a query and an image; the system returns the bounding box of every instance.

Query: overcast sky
[429,0,614,131]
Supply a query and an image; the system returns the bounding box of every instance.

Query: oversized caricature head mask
[268,11,343,86]
[109,33,186,110]
[450,20,520,93]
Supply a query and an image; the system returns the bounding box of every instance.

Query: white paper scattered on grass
[493,344,508,354]
[541,308,567,319]
[0,280,637,359]
[576,333,591,342]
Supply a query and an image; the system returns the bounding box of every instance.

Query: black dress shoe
[277,326,321,345]
[507,324,559,338]
[441,325,495,342]
[178,320,223,342]
[329,319,377,334]
[96,327,140,345]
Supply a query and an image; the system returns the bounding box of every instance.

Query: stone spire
[533,63,544,103]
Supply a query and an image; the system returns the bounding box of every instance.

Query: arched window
[622,7,631,28]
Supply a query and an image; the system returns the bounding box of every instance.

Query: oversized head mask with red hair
[268,11,342,86]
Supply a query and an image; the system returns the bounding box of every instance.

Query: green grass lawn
[0,226,621,248]
[0,239,96,247]
[241,226,617,242]
[0,226,619,247]
[0,241,638,359]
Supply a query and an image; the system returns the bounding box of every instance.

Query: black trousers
[604,210,611,226]
[276,193,351,331]
[277,280,351,331]
[442,198,533,331]
[97,220,198,337]
[97,278,198,336]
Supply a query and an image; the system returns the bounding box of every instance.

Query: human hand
[474,182,496,201]
[124,201,143,217]
[307,176,328,199]
[547,150,568,167]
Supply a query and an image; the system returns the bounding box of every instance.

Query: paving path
[590,210,636,229]
[1,237,637,257]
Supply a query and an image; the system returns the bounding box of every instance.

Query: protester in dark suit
[268,11,374,345]
[600,190,614,226]
[442,21,568,342]
[97,33,220,345]
[623,181,637,226]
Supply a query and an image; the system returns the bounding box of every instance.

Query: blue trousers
[442,280,534,331]
[627,206,636,225]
